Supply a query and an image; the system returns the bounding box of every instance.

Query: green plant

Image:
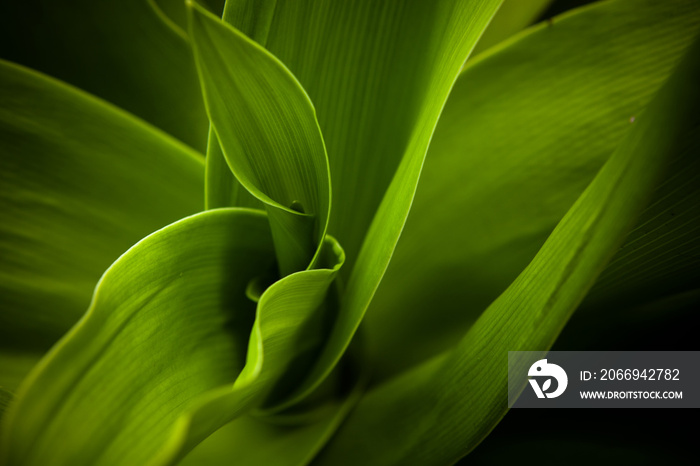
[0,0,699,464]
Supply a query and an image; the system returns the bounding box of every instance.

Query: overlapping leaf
[252,0,503,410]
[364,0,700,380]
[202,0,271,213]
[153,236,346,465]
[221,0,501,271]
[0,0,208,150]
[0,388,11,423]
[583,133,700,309]
[0,209,346,465]
[1,209,273,466]
[181,407,352,466]
[316,31,700,465]
[202,0,500,411]
[471,0,552,55]
[180,354,364,466]
[0,353,41,394]
[151,0,226,36]
[2,1,698,465]
[0,60,204,388]
[188,3,331,276]
[205,128,261,210]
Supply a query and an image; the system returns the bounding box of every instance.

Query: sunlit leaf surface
[1,0,699,464]
[317,31,700,465]
[365,0,700,380]
[0,60,204,370]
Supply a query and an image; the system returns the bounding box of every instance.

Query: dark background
[465,2,698,464]
[467,296,698,465]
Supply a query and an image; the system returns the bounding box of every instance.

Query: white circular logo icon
[528,359,568,399]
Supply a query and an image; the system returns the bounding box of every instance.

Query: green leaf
[221,0,501,271]
[0,60,204,358]
[273,0,503,408]
[0,209,274,466]
[315,31,700,465]
[204,128,262,210]
[153,236,345,465]
[0,387,12,423]
[151,0,226,37]
[248,236,345,410]
[0,353,43,394]
[0,0,208,150]
[582,130,700,310]
[181,414,346,466]
[202,0,272,213]
[471,0,553,55]
[363,0,700,381]
[222,0,277,45]
[1,207,346,465]
[188,3,331,276]
[180,354,364,466]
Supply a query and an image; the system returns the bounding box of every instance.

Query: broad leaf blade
[0,353,42,393]
[203,0,275,211]
[181,412,347,466]
[1,209,275,466]
[471,0,552,55]
[151,0,226,36]
[0,0,208,150]
[584,134,700,309]
[2,209,346,465]
[316,33,700,465]
[188,3,331,276]
[222,0,501,272]
[275,0,503,407]
[204,128,261,210]
[364,0,700,380]
[151,238,347,465]
[0,60,204,360]
[0,388,11,424]
[180,354,364,466]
